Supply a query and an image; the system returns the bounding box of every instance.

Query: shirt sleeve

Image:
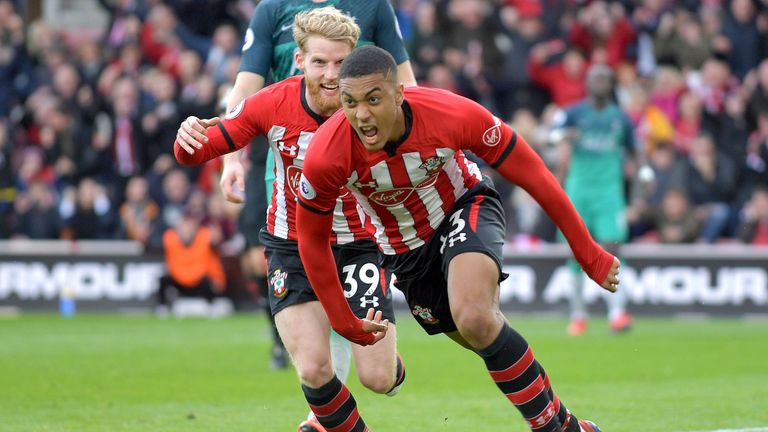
[174,93,270,166]
[454,96,517,168]
[373,0,409,65]
[238,0,275,76]
[295,120,376,345]
[493,134,615,284]
[296,123,350,214]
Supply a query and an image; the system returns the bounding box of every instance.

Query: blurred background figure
[156,209,227,317]
[737,185,768,244]
[118,175,158,247]
[12,179,60,239]
[60,177,116,240]
[555,65,635,336]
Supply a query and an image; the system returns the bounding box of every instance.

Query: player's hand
[360,308,389,345]
[176,116,220,155]
[220,158,246,203]
[600,257,621,293]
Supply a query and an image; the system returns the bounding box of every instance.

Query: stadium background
[1,1,767,431]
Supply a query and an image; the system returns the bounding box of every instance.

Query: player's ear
[394,83,404,107]
[294,50,305,72]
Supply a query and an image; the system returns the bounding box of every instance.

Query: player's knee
[296,357,335,388]
[452,304,501,347]
[358,367,393,394]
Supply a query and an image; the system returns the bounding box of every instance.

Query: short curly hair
[293,7,360,53]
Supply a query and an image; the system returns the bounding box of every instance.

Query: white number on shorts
[440,210,467,254]
[341,262,379,299]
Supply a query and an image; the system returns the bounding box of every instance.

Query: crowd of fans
[2,0,768,249]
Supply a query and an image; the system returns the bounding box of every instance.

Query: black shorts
[382,179,507,335]
[260,231,396,323]
[238,138,269,249]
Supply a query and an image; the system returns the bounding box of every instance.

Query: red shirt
[299,87,516,254]
[174,76,369,244]
[297,86,613,345]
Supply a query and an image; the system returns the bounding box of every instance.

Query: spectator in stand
[628,187,700,244]
[0,120,12,237]
[156,209,226,315]
[747,58,768,125]
[653,10,714,72]
[684,133,738,242]
[442,0,505,110]
[497,4,548,116]
[151,168,190,248]
[717,94,752,193]
[13,180,61,239]
[97,41,143,96]
[76,39,105,88]
[649,66,686,123]
[715,0,768,80]
[528,41,588,107]
[107,77,143,202]
[737,186,768,245]
[140,4,184,77]
[0,0,26,117]
[205,24,240,85]
[656,188,700,244]
[95,0,147,50]
[689,58,738,116]
[674,91,716,155]
[568,0,636,68]
[178,49,203,98]
[140,71,180,164]
[60,178,115,240]
[642,141,688,208]
[623,84,674,156]
[40,102,81,186]
[745,112,768,187]
[118,175,158,245]
[407,1,446,81]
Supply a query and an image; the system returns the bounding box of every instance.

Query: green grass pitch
[1,313,767,432]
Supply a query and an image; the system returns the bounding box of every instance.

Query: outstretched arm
[296,201,389,345]
[495,134,619,290]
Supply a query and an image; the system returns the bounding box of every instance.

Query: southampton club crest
[419,156,445,176]
[270,269,288,299]
[412,305,439,325]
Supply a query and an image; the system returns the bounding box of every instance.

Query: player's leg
[563,193,592,335]
[351,324,400,394]
[329,330,353,383]
[593,201,632,333]
[337,245,403,395]
[266,243,369,432]
[565,259,588,336]
[441,186,564,431]
[275,303,367,430]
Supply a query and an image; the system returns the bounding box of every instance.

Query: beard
[306,78,341,116]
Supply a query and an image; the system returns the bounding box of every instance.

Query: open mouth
[359,125,378,146]
[320,83,338,94]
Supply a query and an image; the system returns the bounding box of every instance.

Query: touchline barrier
[1,240,766,315]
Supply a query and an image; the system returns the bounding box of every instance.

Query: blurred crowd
[2,0,768,249]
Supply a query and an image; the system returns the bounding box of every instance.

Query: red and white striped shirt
[174,76,369,244]
[299,86,516,254]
